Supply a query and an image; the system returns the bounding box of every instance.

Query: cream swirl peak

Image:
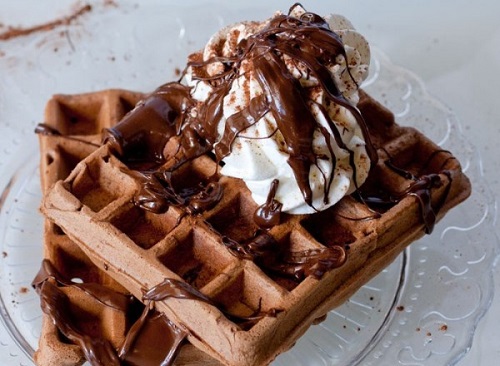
[105,4,377,215]
[184,4,374,213]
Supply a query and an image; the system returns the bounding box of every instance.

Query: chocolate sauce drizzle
[145,277,282,330]
[193,3,378,208]
[357,150,455,234]
[32,260,189,366]
[221,231,346,281]
[37,281,123,366]
[32,260,132,311]
[35,123,100,147]
[118,305,188,366]
[253,179,283,228]
[104,82,196,169]
[104,3,376,216]
[32,259,283,366]
[129,168,223,214]
[96,4,367,283]
[35,123,63,136]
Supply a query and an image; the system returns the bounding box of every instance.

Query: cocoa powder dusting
[0,4,92,41]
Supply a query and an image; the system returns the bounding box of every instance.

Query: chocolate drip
[103,82,195,168]
[384,151,454,233]
[400,173,448,234]
[35,123,62,136]
[254,179,283,228]
[252,48,318,205]
[187,182,224,213]
[214,93,270,160]
[143,278,214,304]
[31,260,192,366]
[193,83,231,147]
[119,304,187,366]
[130,169,223,214]
[132,172,171,213]
[358,152,454,234]
[34,123,101,147]
[384,159,416,180]
[245,9,377,207]
[38,281,122,366]
[32,259,131,311]
[32,260,126,366]
[273,246,347,280]
[144,277,281,329]
[222,231,346,281]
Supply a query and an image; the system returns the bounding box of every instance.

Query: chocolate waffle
[34,89,220,365]
[39,88,471,366]
[33,89,144,366]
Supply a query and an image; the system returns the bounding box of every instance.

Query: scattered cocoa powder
[0,3,92,41]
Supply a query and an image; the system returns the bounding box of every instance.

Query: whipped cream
[184,6,372,214]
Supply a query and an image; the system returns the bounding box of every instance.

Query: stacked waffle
[34,89,221,365]
[36,88,470,366]
[32,4,471,366]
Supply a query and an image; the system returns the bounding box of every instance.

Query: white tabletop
[0,1,498,365]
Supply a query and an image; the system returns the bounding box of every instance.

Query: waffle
[33,89,143,366]
[39,88,471,366]
[33,89,221,366]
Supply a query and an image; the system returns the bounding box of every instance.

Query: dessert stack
[33,4,471,366]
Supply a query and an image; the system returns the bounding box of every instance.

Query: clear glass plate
[0,2,497,365]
